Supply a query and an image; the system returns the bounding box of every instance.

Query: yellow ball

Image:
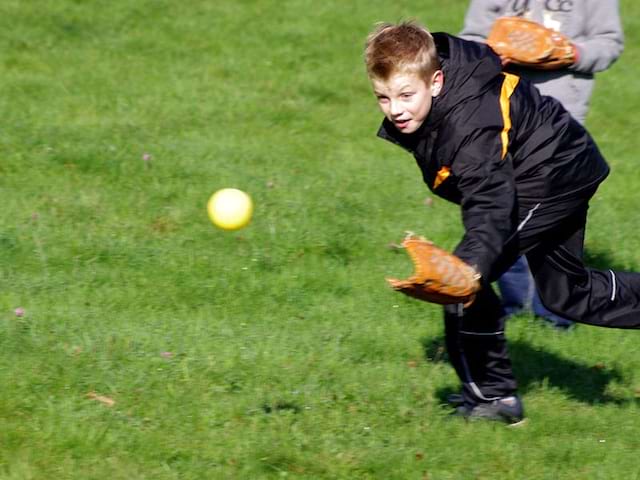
[207,188,253,231]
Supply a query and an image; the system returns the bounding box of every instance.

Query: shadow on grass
[422,336,633,406]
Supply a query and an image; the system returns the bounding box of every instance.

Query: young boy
[364,21,640,424]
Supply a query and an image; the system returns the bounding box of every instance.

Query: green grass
[1,0,639,478]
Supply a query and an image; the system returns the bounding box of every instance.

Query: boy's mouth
[394,119,411,129]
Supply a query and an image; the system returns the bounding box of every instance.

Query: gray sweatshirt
[460,0,624,123]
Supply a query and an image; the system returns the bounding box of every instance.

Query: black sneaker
[466,396,526,426]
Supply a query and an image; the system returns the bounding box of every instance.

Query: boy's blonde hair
[364,21,441,83]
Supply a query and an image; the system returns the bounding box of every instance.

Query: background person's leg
[498,255,575,328]
[496,256,534,315]
[532,289,574,329]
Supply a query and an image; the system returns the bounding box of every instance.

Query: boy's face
[371,70,443,134]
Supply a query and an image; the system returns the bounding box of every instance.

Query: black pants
[445,187,640,405]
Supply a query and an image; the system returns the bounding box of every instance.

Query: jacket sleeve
[449,128,518,281]
[570,0,624,74]
[459,0,503,42]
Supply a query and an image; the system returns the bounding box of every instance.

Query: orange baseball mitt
[487,17,576,70]
[386,233,481,306]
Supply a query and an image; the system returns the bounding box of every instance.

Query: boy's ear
[431,70,444,97]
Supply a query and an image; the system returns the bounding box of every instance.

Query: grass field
[1,1,639,478]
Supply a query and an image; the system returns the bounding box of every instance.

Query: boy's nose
[389,99,403,117]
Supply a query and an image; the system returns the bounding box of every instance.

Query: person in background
[460,0,624,328]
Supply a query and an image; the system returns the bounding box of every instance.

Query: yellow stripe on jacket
[434,73,519,190]
[433,166,451,189]
[499,73,520,160]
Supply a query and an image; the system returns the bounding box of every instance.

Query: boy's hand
[486,17,576,70]
[386,233,481,307]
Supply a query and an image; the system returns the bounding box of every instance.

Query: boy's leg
[531,290,574,329]
[526,208,640,329]
[444,286,518,408]
[498,256,575,328]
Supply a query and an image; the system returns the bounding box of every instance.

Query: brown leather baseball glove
[487,17,576,70]
[386,233,481,306]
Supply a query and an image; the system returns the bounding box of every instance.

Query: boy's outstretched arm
[447,129,519,281]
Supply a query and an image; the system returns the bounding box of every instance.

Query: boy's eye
[401,92,414,99]
[376,96,389,103]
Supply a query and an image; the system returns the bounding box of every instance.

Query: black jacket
[377,33,609,280]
